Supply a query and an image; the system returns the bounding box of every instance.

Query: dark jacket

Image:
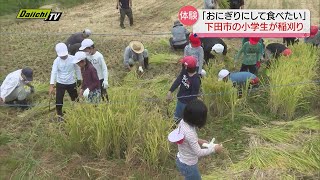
[266,43,287,59]
[201,37,228,55]
[169,68,201,104]
[66,32,84,46]
[81,60,100,91]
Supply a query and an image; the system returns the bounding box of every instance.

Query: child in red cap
[235,37,263,75]
[305,25,320,47]
[184,34,205,76]
[167,56,201,123]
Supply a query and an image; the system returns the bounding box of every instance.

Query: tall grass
[268,44,319,120]
[204,116,320,179]
[202,63,242,119]
[218,0,231,9]
[56,70,173,169]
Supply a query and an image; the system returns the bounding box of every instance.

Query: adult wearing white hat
[123,41,149,72]
[65,29,92,55]
[49,43,82,121]
[200,37,227,64]
[0,67,34,108]
[79,39,109,101]
[73,51,101,103]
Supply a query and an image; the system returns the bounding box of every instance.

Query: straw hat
[129,41,144,54]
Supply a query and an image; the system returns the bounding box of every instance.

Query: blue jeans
[176,158,201,180]
[174,100,187,123]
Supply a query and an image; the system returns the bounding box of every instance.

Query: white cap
[73,51,87,64]
[83,29,92,36]
[168,128,184,143]
[211,44,224,54]
[218,69,230,81]
[79,39,94,50]
[55,43,68,57]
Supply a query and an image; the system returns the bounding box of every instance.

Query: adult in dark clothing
[167,56,201,123]
[73,51,101,103]
[201,37,227,64]
[283,38,299,47]
[169,20,190,50]
[116,0,133,29]
[229,0,244,9]
[265,43,292,60]
[65,29,91,55]
[264,43,292,68]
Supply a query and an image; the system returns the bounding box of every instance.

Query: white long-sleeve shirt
[86,51,108,82]
[0,69,26,101]
[50,55,82,85]
[177,119,215,166]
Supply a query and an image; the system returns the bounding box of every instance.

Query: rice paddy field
[0,0,319,179]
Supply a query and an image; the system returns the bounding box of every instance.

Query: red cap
[250,77,260,85]
[310,25,319,37]
[189,34,201,47]
[249,37,261,45]
[180,56,197,68]
[282,48,292,56]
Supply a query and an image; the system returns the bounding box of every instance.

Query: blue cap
[22,67,33,81]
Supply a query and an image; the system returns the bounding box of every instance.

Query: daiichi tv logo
[17,9,62,21]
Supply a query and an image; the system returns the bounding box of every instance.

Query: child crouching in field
[175,99,223,180]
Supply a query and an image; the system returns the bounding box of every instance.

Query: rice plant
[204,116,320,179]
[55,71,173,169]
[268,44,319,120]
[202,63,241,119]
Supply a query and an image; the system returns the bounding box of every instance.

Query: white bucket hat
[55,43,68,57]
[218,69,230,81]
[73,51,87,64]
[79,39,94,50]
[168,128,184,144]
[211,44,224,54]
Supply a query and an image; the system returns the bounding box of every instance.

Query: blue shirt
[230,72,256,86]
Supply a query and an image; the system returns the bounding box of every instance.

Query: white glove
[201,69,207,77]
[102,80,108,89]
[202,137,215,148]
[138,66,144,73]
[202,142,218,148]
[83,88,90,99]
